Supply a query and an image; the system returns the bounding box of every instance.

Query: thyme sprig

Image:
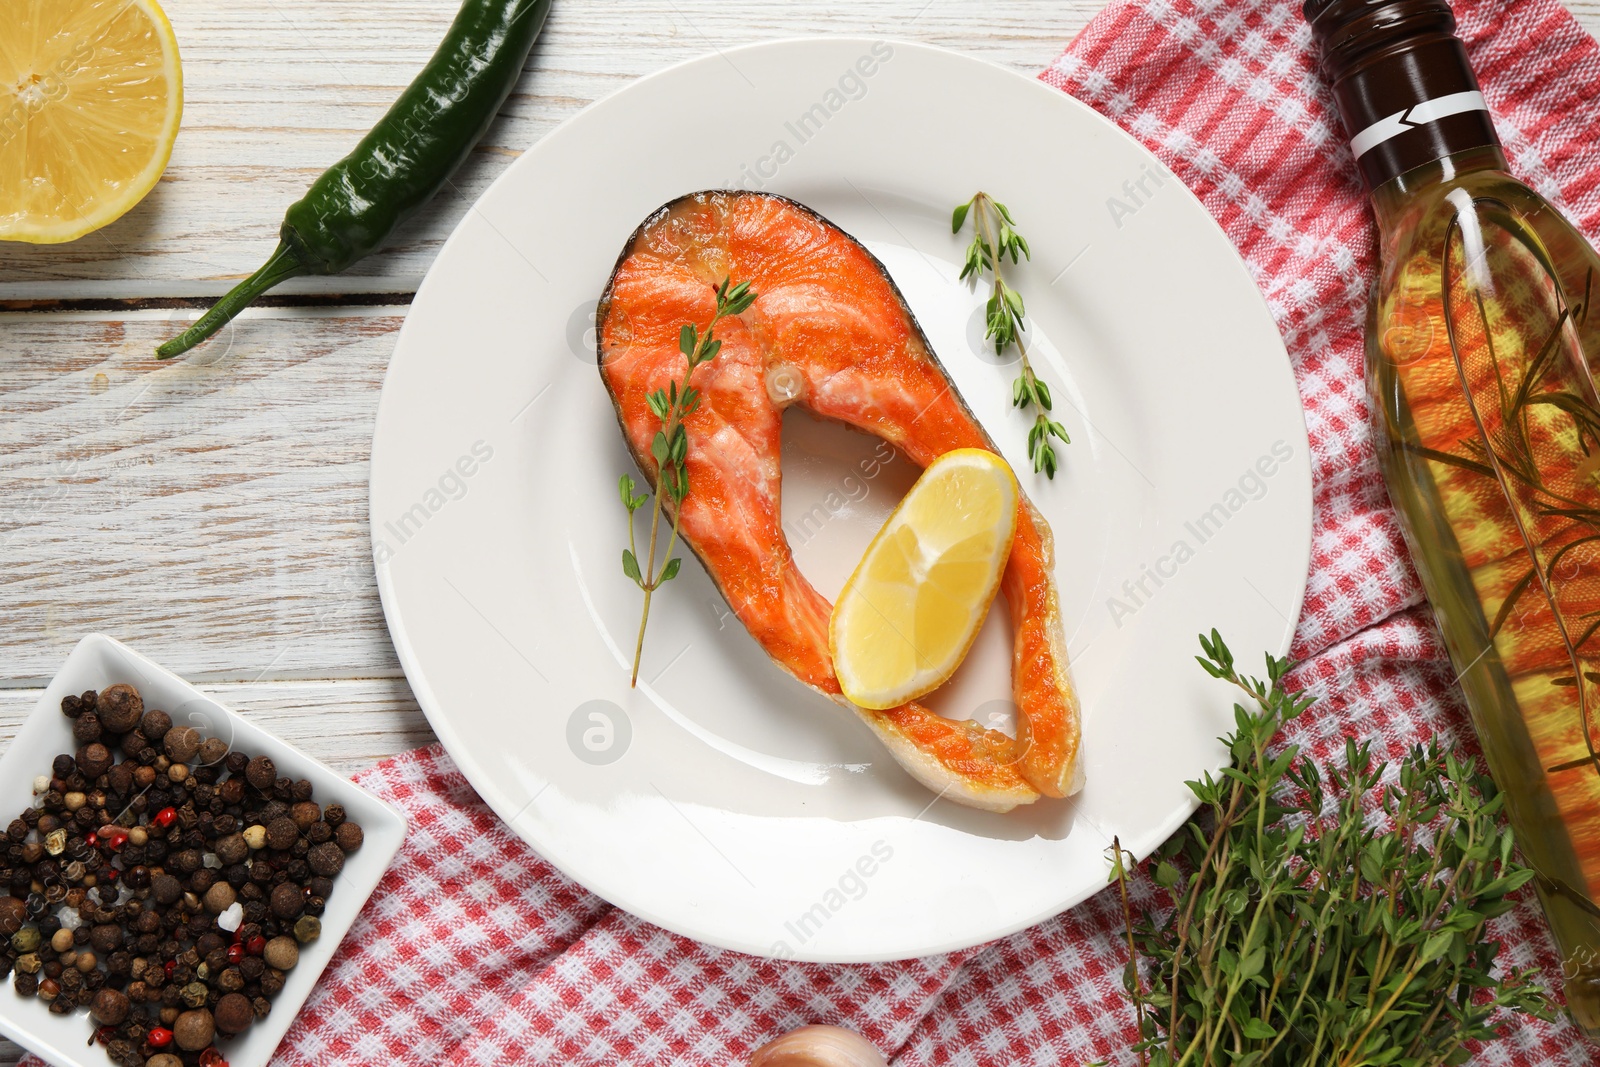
[619,276,756,686]
[1096,632,1553,1067]
[953,192,1070,477]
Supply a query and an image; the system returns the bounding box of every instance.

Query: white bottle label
[1350,90,1490,159]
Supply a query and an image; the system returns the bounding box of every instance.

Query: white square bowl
[0,634,406,1067]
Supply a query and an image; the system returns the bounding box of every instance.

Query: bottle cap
[1304,0,1499,188]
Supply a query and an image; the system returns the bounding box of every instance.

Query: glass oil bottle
[1310,0,1600,1037]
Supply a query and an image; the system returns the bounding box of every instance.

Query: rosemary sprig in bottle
[619,276,757,686]
[1095,632,1554,1067]
[953,192,1070,477]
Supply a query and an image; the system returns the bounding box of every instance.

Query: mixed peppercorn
[1,684,362,1067]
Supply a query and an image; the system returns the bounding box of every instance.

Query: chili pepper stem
[155,242,306,359]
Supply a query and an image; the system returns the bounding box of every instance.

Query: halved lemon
[0,0,183,243]
[831,448,1019,710]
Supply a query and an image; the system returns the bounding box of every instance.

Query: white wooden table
[4,0,1599,1062]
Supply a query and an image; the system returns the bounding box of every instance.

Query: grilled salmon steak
[597,191,1083,812]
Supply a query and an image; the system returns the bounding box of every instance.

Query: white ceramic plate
[0,635,405,1067]
[370,38,1310,962]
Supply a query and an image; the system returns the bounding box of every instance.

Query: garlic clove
[748,1025,888,1067]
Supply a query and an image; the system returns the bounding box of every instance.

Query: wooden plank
[0,0,1103,300]
[1,311,407,684]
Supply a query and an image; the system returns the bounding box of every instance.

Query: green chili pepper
[157,0,553,358]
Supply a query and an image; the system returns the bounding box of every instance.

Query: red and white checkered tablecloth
[32,1,1600,1063]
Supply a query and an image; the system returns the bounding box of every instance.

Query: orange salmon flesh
[597,191,1083,812]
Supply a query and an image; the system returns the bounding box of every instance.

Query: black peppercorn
[137,707,172,741]
[73,713,102,744]
[89,925,122,953]
[164,726,200,763]
[244,756,275,791]
[151,874,182,907]
[90,986,130,1024]
[75,743,112,779]
[174,1007,214,1050]
[264,818,298,851]
[268,884,304,920]
[289,801,320,830]
[211,831,244,870]
[92,684,140,735]
[306,841,345,878]
[214,990,252,1033]
[0,897,25,936]
[51,755,74,778]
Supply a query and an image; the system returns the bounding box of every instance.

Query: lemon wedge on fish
[0,0,183,243]
[831,448,1019,710]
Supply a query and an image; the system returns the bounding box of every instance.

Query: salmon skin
[597,190,1083,812]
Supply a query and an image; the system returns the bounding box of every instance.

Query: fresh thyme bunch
[1100,632,1554,1067]
[953,192,1070,477]
[619,276,756,685]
